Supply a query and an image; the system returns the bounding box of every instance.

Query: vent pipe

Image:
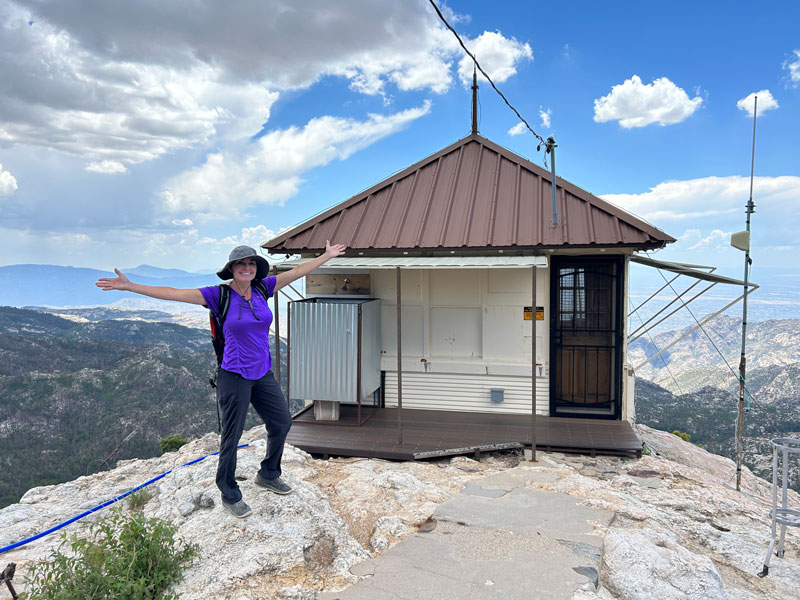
[545,137,558,225]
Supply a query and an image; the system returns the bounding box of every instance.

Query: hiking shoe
[221,498,252,518]
[255,473,293,495]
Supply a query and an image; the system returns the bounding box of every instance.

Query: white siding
[384,371,549,415]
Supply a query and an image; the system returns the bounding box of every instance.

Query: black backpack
[208,280,270,388]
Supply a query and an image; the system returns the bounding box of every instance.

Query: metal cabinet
[288,298,381,418]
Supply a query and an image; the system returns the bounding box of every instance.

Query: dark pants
[215,369,292,504]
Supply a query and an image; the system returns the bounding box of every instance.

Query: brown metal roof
[263,133,675,255]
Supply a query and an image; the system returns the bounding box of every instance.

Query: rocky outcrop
[1,425,798,599]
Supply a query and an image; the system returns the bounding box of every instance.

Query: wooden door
[551,257,622,418]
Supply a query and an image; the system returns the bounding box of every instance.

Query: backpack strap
[217,283,232,326]
[252,279,270,304]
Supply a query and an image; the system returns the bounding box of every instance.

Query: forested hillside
[636,378,800,491]
[0,307,286,508]
[632,315,800,489]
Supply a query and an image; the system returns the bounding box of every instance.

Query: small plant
[24,509,198,600]
[672,430,691,442]
[160,434,188,454]
[126,488,153,511]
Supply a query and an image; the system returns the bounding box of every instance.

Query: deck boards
[287,405,642,460]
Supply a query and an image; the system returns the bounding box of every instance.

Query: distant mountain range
[632,315,800,492]
[0,306,288,508]
[0,264,219,307]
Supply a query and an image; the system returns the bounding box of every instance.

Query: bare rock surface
[0,426,508,599]
[1,424,798,599]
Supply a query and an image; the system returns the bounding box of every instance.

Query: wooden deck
[287,405,642,460]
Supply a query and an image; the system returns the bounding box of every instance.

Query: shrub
[126,488,153,511]
[159,434,188,454]
[672,430,691,442]
[24,510,198,600]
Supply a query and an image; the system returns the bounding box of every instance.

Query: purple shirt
[200,277,276,380]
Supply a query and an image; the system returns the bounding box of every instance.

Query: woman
[96,241,346,518]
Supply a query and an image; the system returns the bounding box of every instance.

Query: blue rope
[0,443,249,555]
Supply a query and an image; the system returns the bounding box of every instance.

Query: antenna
[471,61,478,135]
[735,95,757,492]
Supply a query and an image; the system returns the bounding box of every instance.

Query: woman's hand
[94,269,205,304]
[275,240,347,292]
[324,240,346,259]
[96,268,130,291]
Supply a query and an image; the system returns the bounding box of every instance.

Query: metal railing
[759,437,800,577]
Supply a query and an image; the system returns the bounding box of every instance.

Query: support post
[1,563,17,600]
[531,266,537,462]
[357,304,363,425]
[530,264,538,461]
[396,267,403,445]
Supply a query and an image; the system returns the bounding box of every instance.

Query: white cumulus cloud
[86,160,128,174]
[0,163,18,196]
[161,102,432,222]
[736,90,779,117]
[457,31,533,85]
[784,49,800,86]
[602,175,800,223]
[593,75,703,128]
[685,228,734,251]
[508,122,527,136]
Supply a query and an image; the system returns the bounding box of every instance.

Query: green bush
[672,430,691,442]
[126,488,153,511]
[159,434,188,454]
[24,510,198,600]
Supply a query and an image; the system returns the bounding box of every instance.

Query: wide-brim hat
[216,245,270,280]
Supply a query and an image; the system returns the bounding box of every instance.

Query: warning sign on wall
[524,306,544,321]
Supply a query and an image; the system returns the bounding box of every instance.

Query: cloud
[220,225,278,249]
[736,90,779,117]
[508,122,527,136]
[161,102,432,222]
[602,175,800,223]
[0,163,18,196]
[683,229,734,251]
[456,31,533,85]
[593,75,703,128]
[86,160,128,174]
[2,1,529,167]
[784,50,800,86]
[539,106,551,128]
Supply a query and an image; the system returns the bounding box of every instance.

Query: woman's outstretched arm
[96,269,206,305]
[274,240,346,292]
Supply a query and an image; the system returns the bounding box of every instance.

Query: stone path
[319,466,614,600]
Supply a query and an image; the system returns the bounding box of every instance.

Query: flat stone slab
[319,467,613,600]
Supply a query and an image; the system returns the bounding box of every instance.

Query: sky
[1,0,798,284]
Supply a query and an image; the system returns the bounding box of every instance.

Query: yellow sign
[524,307,544,321]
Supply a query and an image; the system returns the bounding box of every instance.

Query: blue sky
[0,0,798,282]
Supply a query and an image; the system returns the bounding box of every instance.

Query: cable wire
[427,0,546,148]
[644,252,756,406]
[628,297,684,395]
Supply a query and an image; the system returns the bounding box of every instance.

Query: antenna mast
[736,96,757,492]
[471,62,478,135]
